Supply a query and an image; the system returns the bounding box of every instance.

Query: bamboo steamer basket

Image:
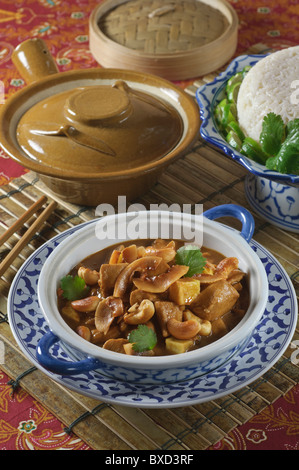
[89,0,239,80]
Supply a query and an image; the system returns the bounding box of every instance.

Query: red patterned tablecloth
[0,0,298,451]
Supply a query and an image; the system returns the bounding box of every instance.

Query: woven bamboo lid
[89,0,238,80]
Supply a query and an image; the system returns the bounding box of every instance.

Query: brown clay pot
[0,38,200,206]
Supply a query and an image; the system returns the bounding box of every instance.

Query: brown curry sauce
[57,239,249,356]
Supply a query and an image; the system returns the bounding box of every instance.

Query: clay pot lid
[16,79,183,174]
[65,84,132,125]
[0,39,200,182]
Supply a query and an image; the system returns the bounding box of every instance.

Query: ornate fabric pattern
[0,371,90,450]
[210,384,299,450]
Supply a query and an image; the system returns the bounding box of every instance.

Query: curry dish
[57,239,249,356]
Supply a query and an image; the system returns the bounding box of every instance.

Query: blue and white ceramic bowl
[36,205,269,385]
[196,54,299,233]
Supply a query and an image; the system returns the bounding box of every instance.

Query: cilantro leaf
[260,112,285,156]
[60,275,90,301]
[128,325,157,353]
[175,245,207,277]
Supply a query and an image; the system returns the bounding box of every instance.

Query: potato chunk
[191,280,239,321]
[165,336,194,355]
[169,278,200,305]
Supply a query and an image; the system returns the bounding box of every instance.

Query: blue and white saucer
[196,53,299,233]
[7,223,297,409]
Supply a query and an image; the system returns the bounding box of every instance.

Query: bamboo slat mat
[0,44,298,450]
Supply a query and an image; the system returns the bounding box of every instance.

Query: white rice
[237,46,299,141]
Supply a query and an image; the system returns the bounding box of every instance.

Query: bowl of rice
[196,47,299,233]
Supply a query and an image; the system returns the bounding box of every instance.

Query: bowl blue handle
[203,204,255,243]
[36,330,101,375]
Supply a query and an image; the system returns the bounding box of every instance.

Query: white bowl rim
[37,210,269,369]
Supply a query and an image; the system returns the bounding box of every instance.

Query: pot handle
[36,330,101,375]
[203,204,255,243]
[12,38,59,84]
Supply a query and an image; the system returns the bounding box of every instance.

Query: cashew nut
[124,299,155,325]
[144,246,176,263]
[76,325,91,342]
[167,317,201,340]
[137,246,146,257]
[183,309,212,337]
[151,239,175,249]
[198,319,212,336]
[121,244,138,263]
[78,266,100,285]
[71,295,100,312]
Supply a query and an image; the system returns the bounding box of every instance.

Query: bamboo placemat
[0,44,298,450]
